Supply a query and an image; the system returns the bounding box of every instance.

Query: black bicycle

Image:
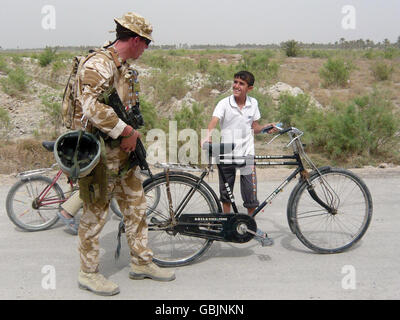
[142,126,373,267]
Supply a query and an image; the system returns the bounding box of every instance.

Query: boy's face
[232,77,253,100]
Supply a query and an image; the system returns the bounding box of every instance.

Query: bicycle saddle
[42,141,56,152]
[202,143,235,156]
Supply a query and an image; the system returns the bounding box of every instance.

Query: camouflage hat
[114,12,153,41]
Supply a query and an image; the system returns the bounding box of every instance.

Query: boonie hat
[114,12,153,42]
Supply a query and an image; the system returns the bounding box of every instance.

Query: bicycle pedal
[255,236,274,247]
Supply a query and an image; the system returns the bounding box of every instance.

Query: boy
[203,71,278,246]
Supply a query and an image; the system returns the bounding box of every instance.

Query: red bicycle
[5,141,123,232]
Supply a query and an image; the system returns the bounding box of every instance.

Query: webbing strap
[69,130,84,181]
[106,47,122,69]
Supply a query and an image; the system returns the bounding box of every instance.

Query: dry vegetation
[1,45,400,174]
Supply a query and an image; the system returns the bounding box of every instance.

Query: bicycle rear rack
[154,162,206,172]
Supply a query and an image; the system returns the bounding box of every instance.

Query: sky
[0,0,399,49]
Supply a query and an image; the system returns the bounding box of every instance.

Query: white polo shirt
[212,95,260,157]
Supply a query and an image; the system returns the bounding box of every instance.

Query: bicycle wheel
[287,167,373,253]
[6,175,64,231]
[144,175,219,267]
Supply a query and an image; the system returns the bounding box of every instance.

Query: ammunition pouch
[79,155,108,206]
[78,136,108,206]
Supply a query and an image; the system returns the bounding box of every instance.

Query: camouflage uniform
[75,48,153,273]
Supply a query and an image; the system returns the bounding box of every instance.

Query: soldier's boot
[78,270,120,296]
[129,262,176,282]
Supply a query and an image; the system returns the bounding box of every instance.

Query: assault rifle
[107,90,153,179]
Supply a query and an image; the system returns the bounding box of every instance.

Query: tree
[281,40,301,57]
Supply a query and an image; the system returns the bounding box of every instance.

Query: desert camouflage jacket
[74,47,139,139]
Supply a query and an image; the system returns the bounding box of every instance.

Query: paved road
[1,168,399,300]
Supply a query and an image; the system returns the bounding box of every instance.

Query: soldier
[74,12,175,296]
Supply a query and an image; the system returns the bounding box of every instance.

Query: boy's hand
[201,137,212,148]
[262,123,280,134]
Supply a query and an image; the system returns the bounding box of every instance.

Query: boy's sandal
[57,211,78,235]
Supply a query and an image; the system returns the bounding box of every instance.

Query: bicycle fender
[286,166,333,233]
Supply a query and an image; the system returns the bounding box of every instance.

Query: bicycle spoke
[290,169,372,253]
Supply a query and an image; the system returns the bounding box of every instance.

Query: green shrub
[40,94,62,135]
[238,50,278,82]
[278,93,312,127]
[371,61,394,81]
[0,107,13,139]
[174,103,206,133]
[364,49,376,60]
[281,40,301,57]
[0,67,30,97]
[38,47,57,67]
[141,52,171,69]
[383,47,397,59]
[198,58,210,73]
[208,63,233,92]
[139,98,168,135]
[11,54,23,65]
[275,90,400,162]
[0,55,9,74]
[150,72,189,102]
[319,58,352,88]
[324,91,399,159]
[308,50,332,59]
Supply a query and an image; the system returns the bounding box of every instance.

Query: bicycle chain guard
[174,213,257,243]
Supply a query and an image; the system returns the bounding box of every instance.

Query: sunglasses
[141,36,151,46]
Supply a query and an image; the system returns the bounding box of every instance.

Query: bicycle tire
[143,175,219,267]
[287,167,373,253]
[6,175,65,231]
[147,170,222,213]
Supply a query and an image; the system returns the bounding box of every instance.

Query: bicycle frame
[169,127,334,220]
[18,167,74,208]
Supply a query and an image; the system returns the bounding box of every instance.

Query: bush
[0,107,13,139]
[38,47,57,67]
[371,61,394,81]
[309,50,331,59]
[150,72,189,102]
[275,90,400,162]
[281,40,301,57]
[207,63,233,92]
[278,93,313,127]
[40,94,62,136]
[198,58,210,73]
[319,58,352,88]
[0,67,30,97]
[324,91,399,159]
[139,98,168,135]
[0,55,9,74]
[238,50,278,82]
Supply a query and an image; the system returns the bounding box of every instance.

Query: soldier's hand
[120,128,141,153]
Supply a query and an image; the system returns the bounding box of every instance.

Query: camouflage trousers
[78,147,153,273]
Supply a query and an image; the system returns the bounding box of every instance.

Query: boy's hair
[234,71,255,87]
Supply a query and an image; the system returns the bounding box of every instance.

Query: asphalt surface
[1,168,399,300]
